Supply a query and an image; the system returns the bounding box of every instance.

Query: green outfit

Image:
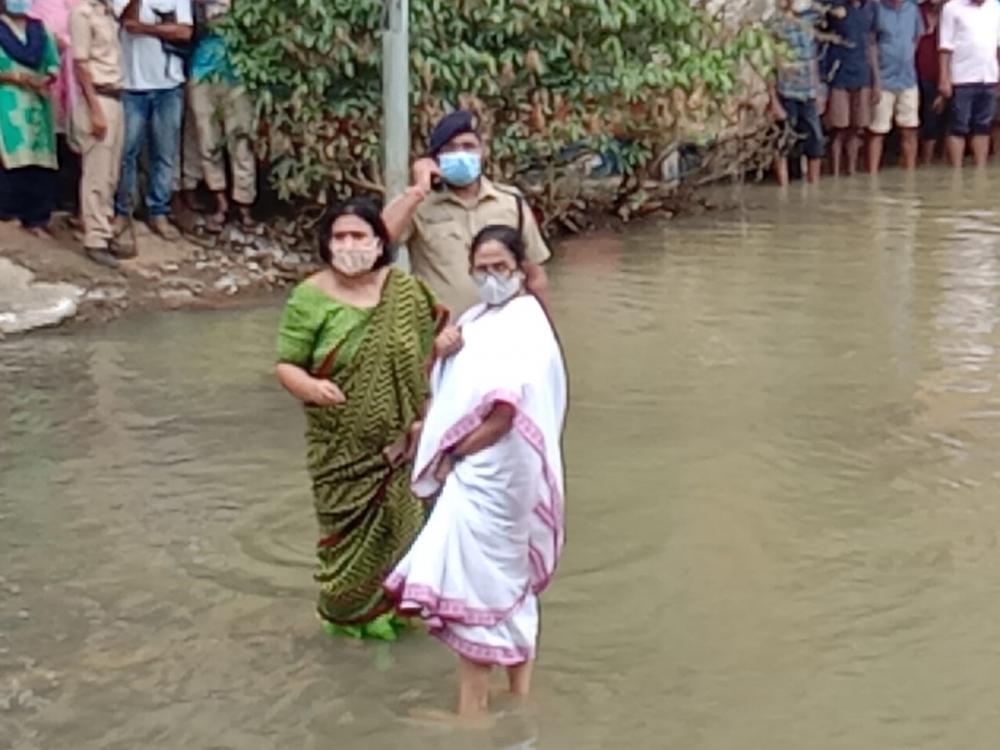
[277,270,444,640]
[0,22,59,170]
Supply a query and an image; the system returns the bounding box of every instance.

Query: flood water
[3,169,1000,749]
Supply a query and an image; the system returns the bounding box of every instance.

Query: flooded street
[4,169,1000,749]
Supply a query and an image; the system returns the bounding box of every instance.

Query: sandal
[205,212,225,234]
[235,205,258,232]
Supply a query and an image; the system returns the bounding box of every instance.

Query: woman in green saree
[276,197,459,641]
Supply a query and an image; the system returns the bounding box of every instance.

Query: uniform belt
[94,86,123,99]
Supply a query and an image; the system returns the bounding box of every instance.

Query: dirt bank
[0,215,317,335]
[0,184,742,336]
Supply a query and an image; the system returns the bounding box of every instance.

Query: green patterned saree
[277,269,445,636]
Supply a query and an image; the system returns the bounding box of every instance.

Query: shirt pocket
[422,216,466,244]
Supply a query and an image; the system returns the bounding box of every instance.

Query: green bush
[223,0,775,233]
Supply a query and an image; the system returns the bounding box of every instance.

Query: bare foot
[489,687,537,715]
[24,226,53,240]
[148,216,181,242]
[235,205,259,232]
[406,706,495,730]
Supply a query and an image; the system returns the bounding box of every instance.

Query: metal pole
[383,0,410,268]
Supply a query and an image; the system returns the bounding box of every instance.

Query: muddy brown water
[3,170,1000,749]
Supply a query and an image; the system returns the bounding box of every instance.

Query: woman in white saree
[385,224,567,720]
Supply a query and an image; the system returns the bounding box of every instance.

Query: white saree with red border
[385,294,567,665]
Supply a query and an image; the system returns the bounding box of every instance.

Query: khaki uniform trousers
[187,81,256,205]
[73,93,125,248]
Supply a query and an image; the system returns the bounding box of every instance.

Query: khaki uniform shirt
[402,178,551,318]
[69,0,124,90]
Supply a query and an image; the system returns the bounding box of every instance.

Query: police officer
[382,110,551,318]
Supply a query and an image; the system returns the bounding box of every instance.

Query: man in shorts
[868,0,924,171]
[824,0,880,175]
[938,0,1000,167]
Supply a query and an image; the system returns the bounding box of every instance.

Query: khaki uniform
[175,104,202,192]
[179,0,255,205]
[403,178,551,318]
[187,81,256,204]
[69,0,125,249]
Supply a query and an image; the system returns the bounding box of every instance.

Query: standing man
[867,0,923,171]
[70,0,127,268]
[824,0,880,175]
[768,0,824,185]
[938,0,1000,167]
[381,110,551,319]
[112,0,192,248]
[915,0,945,164]
[185,0,256,232]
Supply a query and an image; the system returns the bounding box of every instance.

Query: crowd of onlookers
[5,0,998,262]
[0,0,255,269]
[770,0,1000,184]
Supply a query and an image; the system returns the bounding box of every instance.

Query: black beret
[427,110,479,157]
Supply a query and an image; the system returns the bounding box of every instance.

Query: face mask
[5,0,32,14]
[329,238,381,276]
[474,271,523,307]
[438,151,482,187]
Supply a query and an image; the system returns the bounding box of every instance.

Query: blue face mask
[438,151,482,188]
[5,0,32,13]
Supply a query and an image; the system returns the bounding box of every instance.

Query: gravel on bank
[0,216,318,336]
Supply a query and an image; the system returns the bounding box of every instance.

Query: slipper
[205,213,225,234]
[234,205,259,232]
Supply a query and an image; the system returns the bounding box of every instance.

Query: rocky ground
[0,213,319,336]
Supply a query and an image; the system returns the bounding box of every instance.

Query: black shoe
[85,246,120,269]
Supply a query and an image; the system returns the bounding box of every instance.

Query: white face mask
[329,238,381,276]
[474,271,523,306]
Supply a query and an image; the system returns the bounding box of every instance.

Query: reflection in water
[2,170,1000,749]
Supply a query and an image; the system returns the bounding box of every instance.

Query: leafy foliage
[222,0,775,233]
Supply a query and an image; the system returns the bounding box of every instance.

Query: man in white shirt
[111,0,193,247]
[938,0,1000,166]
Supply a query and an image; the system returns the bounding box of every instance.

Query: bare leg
[806,157,822,183]
[507,660,534,698]
[830,130,844,176]
[845,129,863,175]
[946,135,966,167]
[458,657,492,719]
[899,129,918,169]
[773,155,789,187]
[920,139,936,165]
[971,134,990,167]
[867,132,884,173]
